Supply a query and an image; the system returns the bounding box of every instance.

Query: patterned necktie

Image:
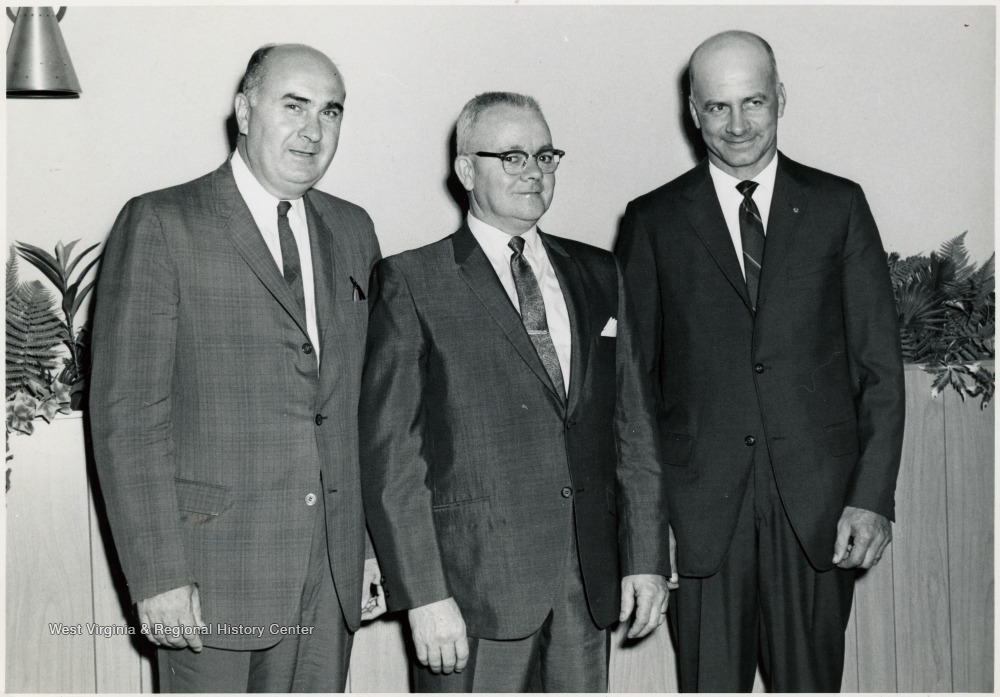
[736,180,766,310]
[508,236,567,402]
[277,200,306,317]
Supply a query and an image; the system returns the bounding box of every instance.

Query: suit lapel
[214,162,310,338]
[540,231,588,416]
[452,225,562,402]
[757,154,807,311]
[304,194,338,368]
[683,162,753,312]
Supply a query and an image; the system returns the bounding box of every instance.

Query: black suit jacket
[359,225,667,639]
[615,153,905,576]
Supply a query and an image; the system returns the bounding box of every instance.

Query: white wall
[6,5,995,271]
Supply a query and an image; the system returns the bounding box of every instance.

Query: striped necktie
[736,180,766,310]
[508,236,567,403]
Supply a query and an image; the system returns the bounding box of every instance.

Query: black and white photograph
[5,2,994,693]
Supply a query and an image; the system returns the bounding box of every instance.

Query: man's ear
[776,83,786,118]
[234,93,251,136]
[454,155,475,192]
[688,95,701,130]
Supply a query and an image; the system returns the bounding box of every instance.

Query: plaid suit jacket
[91,159,380,649]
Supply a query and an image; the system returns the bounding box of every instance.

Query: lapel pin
[792,207,800,214]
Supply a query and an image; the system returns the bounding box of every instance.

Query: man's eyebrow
[499,143,554,152]
[279,93,344,112]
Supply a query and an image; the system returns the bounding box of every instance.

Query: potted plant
[5,240,101,490]
[890,233,994,408]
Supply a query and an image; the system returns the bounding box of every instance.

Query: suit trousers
[158,486,353,693]
[668,445,856,692]
[414,536,609,693]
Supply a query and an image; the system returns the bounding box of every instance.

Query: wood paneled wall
[5,367,993,692]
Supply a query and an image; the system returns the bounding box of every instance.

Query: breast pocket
[330,299,370,351]
[787,253,840,282]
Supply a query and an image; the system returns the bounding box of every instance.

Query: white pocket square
[600,317,618,337]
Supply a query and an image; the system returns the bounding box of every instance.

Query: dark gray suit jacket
[615,153,905,577]
[91,159,380,649]
[360,225,667,640]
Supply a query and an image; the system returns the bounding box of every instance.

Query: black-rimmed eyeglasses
[475,149,565,175]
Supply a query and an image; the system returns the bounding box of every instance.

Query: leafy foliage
[889,232,995,408]
[5,240,102,473]
[6,254,64,395]
[16,239,101,389]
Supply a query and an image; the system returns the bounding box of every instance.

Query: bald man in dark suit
[615,31,904,692]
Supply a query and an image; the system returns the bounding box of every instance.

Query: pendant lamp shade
[6,7,81,98]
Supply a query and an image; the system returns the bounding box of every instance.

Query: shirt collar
[467,212,541,259]
[708,150,779,195]
[231,148,306,222]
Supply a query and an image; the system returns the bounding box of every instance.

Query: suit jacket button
[303,343,314,355]
[745,435,756,446]
[305,493,317,506]
[754,363,765,373]
[315,414,326,426]
[561,486,573,498]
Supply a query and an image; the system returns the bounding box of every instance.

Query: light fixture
[6,6,81,98]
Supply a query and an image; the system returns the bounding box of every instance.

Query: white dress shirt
[231,149,320,363]
[467,213,572,393]
[708,152,779,279]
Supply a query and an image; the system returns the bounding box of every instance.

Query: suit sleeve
[90,198,193,604]
[360,211,382,562]
[613,256,671,577]
[359,258,451,610]
[614,202,663,407]
[841,185,906,519]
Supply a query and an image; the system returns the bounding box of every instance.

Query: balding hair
[238,44,278,103]
[688,30,780,95]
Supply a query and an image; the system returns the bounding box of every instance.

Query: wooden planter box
[6,366,994,692]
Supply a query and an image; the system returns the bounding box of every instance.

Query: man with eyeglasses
[359,92,671,692]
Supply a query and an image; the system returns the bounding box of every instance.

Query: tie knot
[277,200,292,217]
[736,180,759,199]
[508,236,526,256]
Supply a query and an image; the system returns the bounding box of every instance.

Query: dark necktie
[736,180,766,310]
[508,236,567,402]
[277,200,306,317]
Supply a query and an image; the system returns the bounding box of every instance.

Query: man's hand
[408,597,469,674]
[619,574,669,639]
[361,557,387,621]
[137,584,206,651]
[832,505,892,569]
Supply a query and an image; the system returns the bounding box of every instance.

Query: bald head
[689,31,779,100]
[234,42,347,199]
[239,43,342,105]
[685,30,785,180]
